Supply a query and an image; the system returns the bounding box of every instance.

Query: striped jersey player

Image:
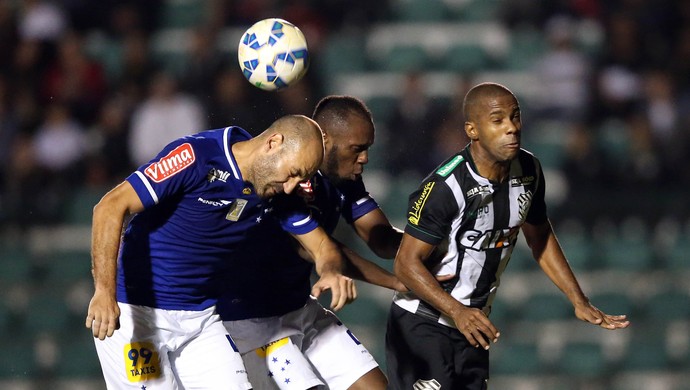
[386,83,630,390]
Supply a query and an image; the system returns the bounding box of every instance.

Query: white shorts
[224,297,379,390]
[94,303,251,390]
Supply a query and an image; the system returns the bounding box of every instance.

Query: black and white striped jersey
[393,145,548,328]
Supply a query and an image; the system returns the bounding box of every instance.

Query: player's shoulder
[516,148,543,172]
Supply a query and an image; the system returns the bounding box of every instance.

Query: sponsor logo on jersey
[144,143,195,183]
[207,167,231,183]
[413,378,441,390]
[459,226,520,251]
[518,191,532,220]
[255,337,289,358]
[409,181,435,225]
[510,175,534,187]
[466,184,491,198]
[226,199,248,221]
[197,197,231,207]
[435,155,464,177]
[124,341,161,382]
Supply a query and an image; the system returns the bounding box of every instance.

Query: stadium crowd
[1,0,689,230]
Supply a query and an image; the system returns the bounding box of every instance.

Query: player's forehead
[331,113,374,144]
[474,93,518,117]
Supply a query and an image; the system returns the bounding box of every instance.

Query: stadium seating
[556,341,608,379]
[491,341,544,376]
[391,0,450,22]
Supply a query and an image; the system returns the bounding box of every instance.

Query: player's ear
[266,132,285,152]
[465,122,478,141]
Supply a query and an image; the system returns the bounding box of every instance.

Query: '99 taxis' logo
[124,342,161,382]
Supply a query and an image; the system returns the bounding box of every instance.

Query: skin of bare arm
[352,208,403,259]
[291,226,356,311]
[85,181,145,340]
[394,233,500,350]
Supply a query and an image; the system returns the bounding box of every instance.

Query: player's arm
[352,208,403,259]
[291,226,356,311]
[394,233,499,350]
[331,239,406,291]
[86,181,145,339]
[522,220,630,329]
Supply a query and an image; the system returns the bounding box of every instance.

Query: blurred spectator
[115,31,159,103]
[86,97,134,181]
[21,102,88,224]
[32,102,87,171]
[0,0,19,73]
[180,27,228,106]
[641,69,687,183]
[128,71,206,165]
[11,39,45,105]
[39,31,107,124]
[384,72,443,178]
[0,75,18,198]
[532,15,592,122]
[18,0,66,42]
[206,67,259,131]
[430,78,471,167]
[589,12,644,122]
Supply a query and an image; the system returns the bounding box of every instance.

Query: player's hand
[450,304,500,350]
[394,274,455,293]
[574,301,630,330]
[311,272,357,311]
[85,289,121,340]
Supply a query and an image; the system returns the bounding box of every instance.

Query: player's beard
[323,144,343,184]
[251,153,280,198]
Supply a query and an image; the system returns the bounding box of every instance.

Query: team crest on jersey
[226,199,248,221]
[207,167,231,183]
[409,181,434,225]
[144,143,195,183]
[242,187,252,195]
[297,180,315,202]
[518,191,532,220]
[413,378,441,390]
[510,176,535,187]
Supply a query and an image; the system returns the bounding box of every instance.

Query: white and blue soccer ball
[238,18,309,91]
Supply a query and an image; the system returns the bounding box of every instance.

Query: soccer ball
[238,18,309,91]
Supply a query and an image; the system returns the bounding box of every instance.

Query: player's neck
[469,146,510,183]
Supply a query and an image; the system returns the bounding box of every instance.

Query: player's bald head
[463,82,517,122]
[269,114,324,156]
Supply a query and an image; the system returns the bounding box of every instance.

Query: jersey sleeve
[272,194,320,236]
[404,176,459,246]
[338,177,380,224]
[525,160,548,225]
[126,138,203,208]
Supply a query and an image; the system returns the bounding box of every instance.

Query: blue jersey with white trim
[217,171,380,320]
[117,126,318,311]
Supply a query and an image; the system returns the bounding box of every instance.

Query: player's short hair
[463,82,516,122]
[312,95,373,134]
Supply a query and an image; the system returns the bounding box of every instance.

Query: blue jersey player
[220,96,411,390]
[85,115,356,389]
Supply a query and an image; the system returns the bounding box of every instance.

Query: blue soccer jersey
[217,171,380,320]
[117,126,318,311]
